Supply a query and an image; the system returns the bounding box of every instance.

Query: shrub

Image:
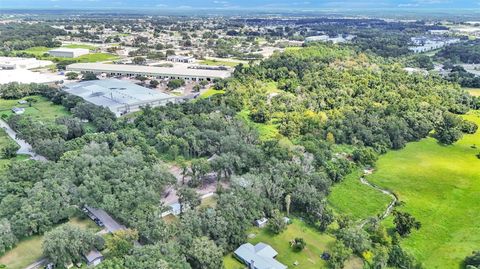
[291,237,306,252]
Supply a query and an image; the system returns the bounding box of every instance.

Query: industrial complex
[66,63,232,81]
[63,78,177,116]
[48,48,90,58]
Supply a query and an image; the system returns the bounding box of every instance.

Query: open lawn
[62,44,98,50]
[465,87,480,97]
[237,109,280,141]
[224,219,336,269]
[199,59,243,67]
[329,111,480,268]
[0,95,69,122]
[14,47,118,63]
[0,217,99,269]
[329,169,392,221]
[200,88,225,99]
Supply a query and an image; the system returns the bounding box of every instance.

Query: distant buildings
[67,63,232,81]
[48,48,89,58]
[305,34,356,44]
[408,37,460,53]
[64,78,177,116]
[167,55,195,63]
[234,242,287,269]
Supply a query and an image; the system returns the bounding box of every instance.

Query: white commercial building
[63,78,177,116]
[0,57,53,70]
[0,69,64,85]
[167,55,195,63]
[48,48,90,58]
[66,63,232,81]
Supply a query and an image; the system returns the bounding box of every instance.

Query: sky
[1,0,479,10]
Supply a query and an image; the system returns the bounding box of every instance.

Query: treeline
[0,23,64,51]
[436,40,480,64]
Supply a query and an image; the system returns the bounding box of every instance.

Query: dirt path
[358,171,398,227]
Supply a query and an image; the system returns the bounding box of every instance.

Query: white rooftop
[48,48,89,53]
[64,78,175,116]
[67,63,232,79]
[0,69,64,85]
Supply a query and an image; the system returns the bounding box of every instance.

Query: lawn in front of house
[224,218,336,269]
[0,217,99,269]
[0,95,70,122]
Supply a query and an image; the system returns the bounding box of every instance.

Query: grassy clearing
[62,44,97,50]
[224,219,336,269]
[14,47,118,63]
[465,87,480,97]
[199,59,243,67]
[0,95,70,122]
[237,109,280,141]
[200,195,218,209]
[330,111,480,268]
[200,88,225,99]
[329,169,392,221]
[0,217,99,269]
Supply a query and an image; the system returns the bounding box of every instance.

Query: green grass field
[329,169,392,221]
[63,44,98,50]
[465,87,480,97]
[199,59,244,67]
[329,111,480,268]
[0,95,70,121]
[224,219,336,269]
[14,46,118,63]
[200,88,225,99]
[237,109,280,141]
[0,217,99,269]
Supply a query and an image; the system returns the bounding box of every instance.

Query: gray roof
[84,249,103,262]
[234,243,287,269]
[67,63,232,79]
[64,79,174,116]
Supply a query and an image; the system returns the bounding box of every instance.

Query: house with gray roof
[234,242,287,269]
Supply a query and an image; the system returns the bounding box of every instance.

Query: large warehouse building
[48,48,90,58]
[0,57,53,70]
[64,79,177,116]
[66,63,232,81]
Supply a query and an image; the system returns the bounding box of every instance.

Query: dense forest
[436,40,480,64]
[0,23,64,51]
[0,44,477,268]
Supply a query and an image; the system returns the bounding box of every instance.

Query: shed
[84,249,104,267]
[254,217,268,228]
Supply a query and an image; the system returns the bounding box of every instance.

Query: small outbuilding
[11,107,25,114]
[84,249,104,267]
[254,217,268,228]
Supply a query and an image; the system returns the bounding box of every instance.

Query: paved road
[85,206,126,233]
[0,119,47,161]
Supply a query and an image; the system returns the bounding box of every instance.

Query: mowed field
[0,95,69,121]
[330,111,480,268]
[15,46,118,62]
[224,218,336,269]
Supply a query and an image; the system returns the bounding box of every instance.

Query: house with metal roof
[234,242,287,269]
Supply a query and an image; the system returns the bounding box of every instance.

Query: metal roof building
[234,242,287,269]
[48,48,90,58]
[66,63,232,81]
[64,79,177,116]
